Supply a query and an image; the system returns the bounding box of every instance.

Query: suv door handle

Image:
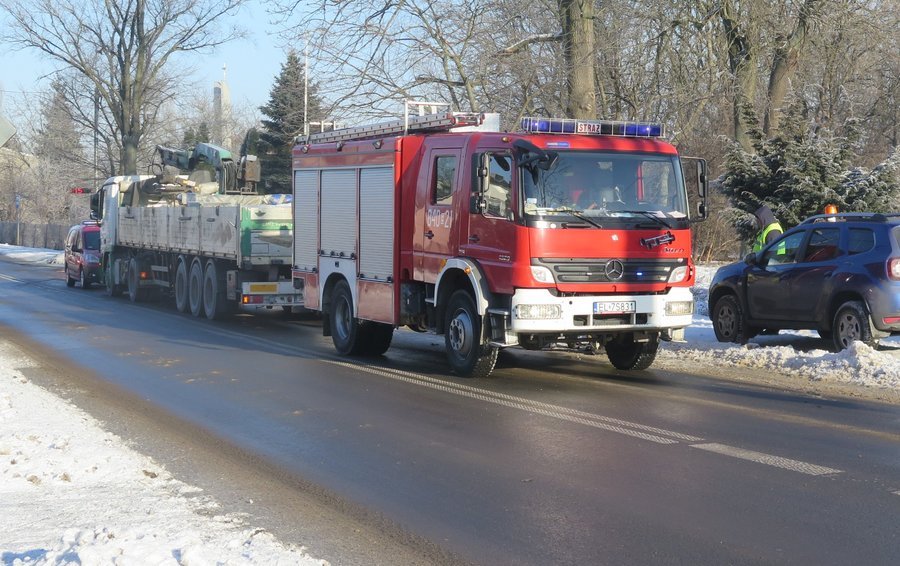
[424,230,434,239]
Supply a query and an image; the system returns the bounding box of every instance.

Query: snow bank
[0,341,326,564]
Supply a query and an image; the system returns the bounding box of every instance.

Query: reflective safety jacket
[752,222,784,253]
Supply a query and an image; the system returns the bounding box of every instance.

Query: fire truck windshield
[520,151,689,227]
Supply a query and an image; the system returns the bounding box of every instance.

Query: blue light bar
[520,117,664,138]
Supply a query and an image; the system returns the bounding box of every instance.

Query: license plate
[594,301,636,314]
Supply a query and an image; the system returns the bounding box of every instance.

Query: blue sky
[0,0,288,121]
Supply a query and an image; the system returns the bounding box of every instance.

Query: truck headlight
[530,266,554,284]
[666,301,694,316]
[515,304,562,320]
[667,265,689,283]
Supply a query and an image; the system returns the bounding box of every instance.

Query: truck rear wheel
[202,260,230,320]
[605,333,659,370]
[445,290,498,378]
[360,323,394,356]
[174,257,189,313]
[330,279,363,355]
[188,259,204,317]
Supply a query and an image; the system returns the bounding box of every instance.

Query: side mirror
[743,252,757,265]
[471,153,488,214]
[696,159,708,199]
[682,156,709,222]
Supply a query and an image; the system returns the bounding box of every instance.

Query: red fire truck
[291,105,708,377]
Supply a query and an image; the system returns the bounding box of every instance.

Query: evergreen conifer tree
[720,101,900,242]
[182,123,211,148]
[258,51,323,194]
[35,81,85,165]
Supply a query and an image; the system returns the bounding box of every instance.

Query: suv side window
[761,230,805,267]
[848,228,875,255]
[802,228,840,262]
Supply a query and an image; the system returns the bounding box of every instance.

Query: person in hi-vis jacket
[751,204,784,253]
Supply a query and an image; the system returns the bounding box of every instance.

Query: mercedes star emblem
[605,259,625,281]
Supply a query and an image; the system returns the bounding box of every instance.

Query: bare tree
[272,0,602,122]
[0,0,247,174]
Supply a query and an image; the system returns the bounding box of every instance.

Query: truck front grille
[536,257,685,284]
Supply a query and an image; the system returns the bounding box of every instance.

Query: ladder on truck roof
[296,101,484,145]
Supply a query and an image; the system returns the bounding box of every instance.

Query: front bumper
[508,286,694,334]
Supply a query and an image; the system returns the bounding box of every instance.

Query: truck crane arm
[155,142,245,194]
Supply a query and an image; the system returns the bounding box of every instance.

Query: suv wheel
[832,300,877,351]
[712,294,750,344]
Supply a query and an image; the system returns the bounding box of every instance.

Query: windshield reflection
[521,151,688,224]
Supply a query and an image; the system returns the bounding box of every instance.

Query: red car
[64,221,101,289]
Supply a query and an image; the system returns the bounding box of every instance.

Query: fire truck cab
[292,105,708,378]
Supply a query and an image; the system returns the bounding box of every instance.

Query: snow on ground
[0,245,327,564]
[660,263,900,394]
[1,243,899,563]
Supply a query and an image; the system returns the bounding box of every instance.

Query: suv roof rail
[801,212,899,224]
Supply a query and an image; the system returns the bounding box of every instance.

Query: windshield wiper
[552,206,604,228]
[618,210,673,229]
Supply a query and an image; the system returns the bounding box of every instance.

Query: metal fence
[0,222,68,250]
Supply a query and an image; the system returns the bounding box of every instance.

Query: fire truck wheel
[605,334,659,371]
[174,257,189,313]
[127,258,149,303]
[360,323,393,356]
[331,280,364,355]
[445,290,498,378]
[188,259,204,317]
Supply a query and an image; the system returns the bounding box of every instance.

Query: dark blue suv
[709,212,900,351]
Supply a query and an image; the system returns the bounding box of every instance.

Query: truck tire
[605,333,659,370]
[174,257,189,313]
[360,323,394,356]
[104,257,123,297]
[127,258,148,303]
[330,279,364,355]
[832,300,877,352]
[444,289,498,378]
[188,259,204,317]
[202,260,229,320]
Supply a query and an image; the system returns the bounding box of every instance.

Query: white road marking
[331,359,702,444]
[164,322,846,477]
[691,443,842,476]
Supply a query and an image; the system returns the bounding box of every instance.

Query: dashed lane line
[328,360,847,477]
[691,443,842,476]
[330,359,685,444]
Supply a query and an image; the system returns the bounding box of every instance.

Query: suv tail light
[888,258,900,281]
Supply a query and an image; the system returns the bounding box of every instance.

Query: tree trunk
[764,0,818,136]
[559,0,596,119]
[721,0,757,152]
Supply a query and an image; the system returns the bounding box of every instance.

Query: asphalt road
[2,256,900,565]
